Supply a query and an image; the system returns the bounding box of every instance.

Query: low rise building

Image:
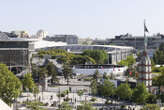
[93,33,164,57]
[107,33,164,57]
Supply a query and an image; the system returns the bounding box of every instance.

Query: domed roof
[37,29,47,34]
[36,29,47,39]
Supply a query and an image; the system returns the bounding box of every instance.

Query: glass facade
[0,50,28,66]
[0,41,28,48]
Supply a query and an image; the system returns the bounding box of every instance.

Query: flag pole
[144,19,146,52]
[144,19,148,54]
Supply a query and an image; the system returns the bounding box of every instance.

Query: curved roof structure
[0,31,67,49]
[46,44,134,54]
[34,40,67,49]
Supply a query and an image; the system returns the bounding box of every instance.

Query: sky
[0,0,164,39]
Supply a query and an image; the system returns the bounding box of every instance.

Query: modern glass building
[0,32,35,75]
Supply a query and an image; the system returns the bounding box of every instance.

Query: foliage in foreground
[0,64,22,106]
[22,73,35,92]
[24,101,46,110]
[77,102,96,110]
[57,102,72,110]
[98,80,115,100]
[115,83,132,100]
[142,104,160,110]
[132,83,149,104]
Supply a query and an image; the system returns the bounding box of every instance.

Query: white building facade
[72,64,127,76]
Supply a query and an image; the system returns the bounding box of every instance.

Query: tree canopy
[152,67,164,94]
[92,70,100,82]
[132,83,149,104]
[46,62,58,83]
[0,64,22,105]
[153,43,164,64]
[98,80,115,99]
[82,50,108,64]
[115,83,132,100]
[62,64,73,85]
[22,73,35,92]
[70,55,96,65]
[58,102,72,110]
[90,79,98,96]
[77,90,84,97]
[77,103,96,110]
[143,104,160,110]
[118,55,136,67]
[38,67,48,80]
[38,49,74,64]
[38,49,98,65]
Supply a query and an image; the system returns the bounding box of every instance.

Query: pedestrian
[39,96,41,101]
[50,95,53,100]
[75,98,76,103]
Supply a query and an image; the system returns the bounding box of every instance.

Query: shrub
[90,97,97,102]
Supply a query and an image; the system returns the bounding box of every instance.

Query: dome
[36,29,47,39]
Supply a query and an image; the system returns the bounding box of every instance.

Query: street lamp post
[58,87,61,110]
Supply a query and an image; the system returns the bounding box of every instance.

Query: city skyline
[0,0,164,38]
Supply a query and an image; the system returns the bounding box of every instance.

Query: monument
[137,20,152,91]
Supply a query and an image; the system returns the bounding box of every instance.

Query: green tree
[62,65,73,85]
[38,49,74,64]
[33,85,39,101]
[146,94,157,104]
[58,102,72,110]
[57,56,70,64]
[93,70,99,82]
[90,80,98,96]
[22,73,35,92]
[38,67,48,83]
[118,55,136,67]
[25,101,48,110]
[31,64,39,80]
[77,103,96,110]
[152,67,164,93]
[115,83,132,100]
[98,80,115,101]
[103,72,109,80]
[46,62,58,84]
[143,104,160,110]
[0,64,22,106]
[132,83,149,104]
[82,50,108,64]
[153,43,164,64]
[70,55,96,65]
[77,90,84,101]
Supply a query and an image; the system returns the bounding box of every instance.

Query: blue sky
[0,0,164,38]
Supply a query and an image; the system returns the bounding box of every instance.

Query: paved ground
[15,78,142,110]
[16,78,99,110]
